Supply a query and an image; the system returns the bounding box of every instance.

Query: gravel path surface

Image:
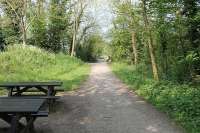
[0,63,185,133]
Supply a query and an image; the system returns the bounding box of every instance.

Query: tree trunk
[37,0,44,15]
[22,25,26,45]
[70,0,86,56]
[141,0,159,81]
[71,18,76,56]
[148,32,159,80]
[22,0,27,45]
[131,32,138,65]
[71,2,78,57]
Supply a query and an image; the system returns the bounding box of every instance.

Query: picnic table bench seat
[12,87,65,93]
[0,98,48,133]
[31,111,49,117]
[6,110,49,118]
[0,95,61,112]
[11,95,60,108]
[0,96,60,101]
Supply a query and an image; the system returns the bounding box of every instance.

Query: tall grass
[0,44,90,91]
[111,63,200,133]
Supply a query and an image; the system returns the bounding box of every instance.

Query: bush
[111,63,200,133]
[0,44,90,90]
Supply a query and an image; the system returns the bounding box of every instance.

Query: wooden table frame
[0,82,62,97]
[0,98,47,133]
[0,113,37,133]
[8,86,55,97]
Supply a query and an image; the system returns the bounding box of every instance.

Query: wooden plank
[0,81,63,88]
[31,111,48,117]
[7,96,60,99]
[55,88,65,92]
[10,115,20,133]
[12,88,64,92]
[0,98,45,113]
[12,86,48,96]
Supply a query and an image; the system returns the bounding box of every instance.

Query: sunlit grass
[0,44,90,91]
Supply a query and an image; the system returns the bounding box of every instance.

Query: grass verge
[0,44,90,92]
[111,62,200,133]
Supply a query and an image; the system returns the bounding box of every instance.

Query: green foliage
[112,63,200,133]
[46,0,68,52]
[110,29,132,62]
[110,2,142,63]
[0,0,101,61]
[29,16,47,48]
[76,34,105,62]
[0,0,25,44]
[109,0,200,82]
[0,16,20,45]
[0,45,90,90]
[0,28,5,50]
[0,0,76,54]
[28,1,47,49]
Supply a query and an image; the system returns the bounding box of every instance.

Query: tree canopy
[0,0,104,60]
[109,0,200,83]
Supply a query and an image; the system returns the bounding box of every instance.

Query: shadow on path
[0,63,185,133]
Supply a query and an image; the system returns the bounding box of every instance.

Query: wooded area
[110,0,200,83]
[0,0,104,61]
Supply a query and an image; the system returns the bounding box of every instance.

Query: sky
[86,0,114,36]
[86,0,139,37]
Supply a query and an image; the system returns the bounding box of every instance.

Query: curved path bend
[0,63,185,133]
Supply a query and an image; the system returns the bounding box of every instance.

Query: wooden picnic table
[0,98,47,133]
[0,82,63,97]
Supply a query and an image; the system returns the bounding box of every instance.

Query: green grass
[0,44,90,91]
[111,62,200,133]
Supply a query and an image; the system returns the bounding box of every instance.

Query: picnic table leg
[21,116,36,133]
[8,87,14,97]
[47,86,55,109]
[10,115,20,133]
[0,113,12,123]
[0,114,25,130]
[15,87,21,96]
[47,86,54,96]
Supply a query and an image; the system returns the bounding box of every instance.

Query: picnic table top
[0,98,45,113]
[0,81,63,88]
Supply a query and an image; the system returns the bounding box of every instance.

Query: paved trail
[0,63,185,133]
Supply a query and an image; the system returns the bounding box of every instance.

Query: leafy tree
[76,34,105,61]
[109,0,200,82]
[28,0,47,48]
[182,0,200,76]
[0,0,30,45]
[71,0,87,56]
[46,0,69,52]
